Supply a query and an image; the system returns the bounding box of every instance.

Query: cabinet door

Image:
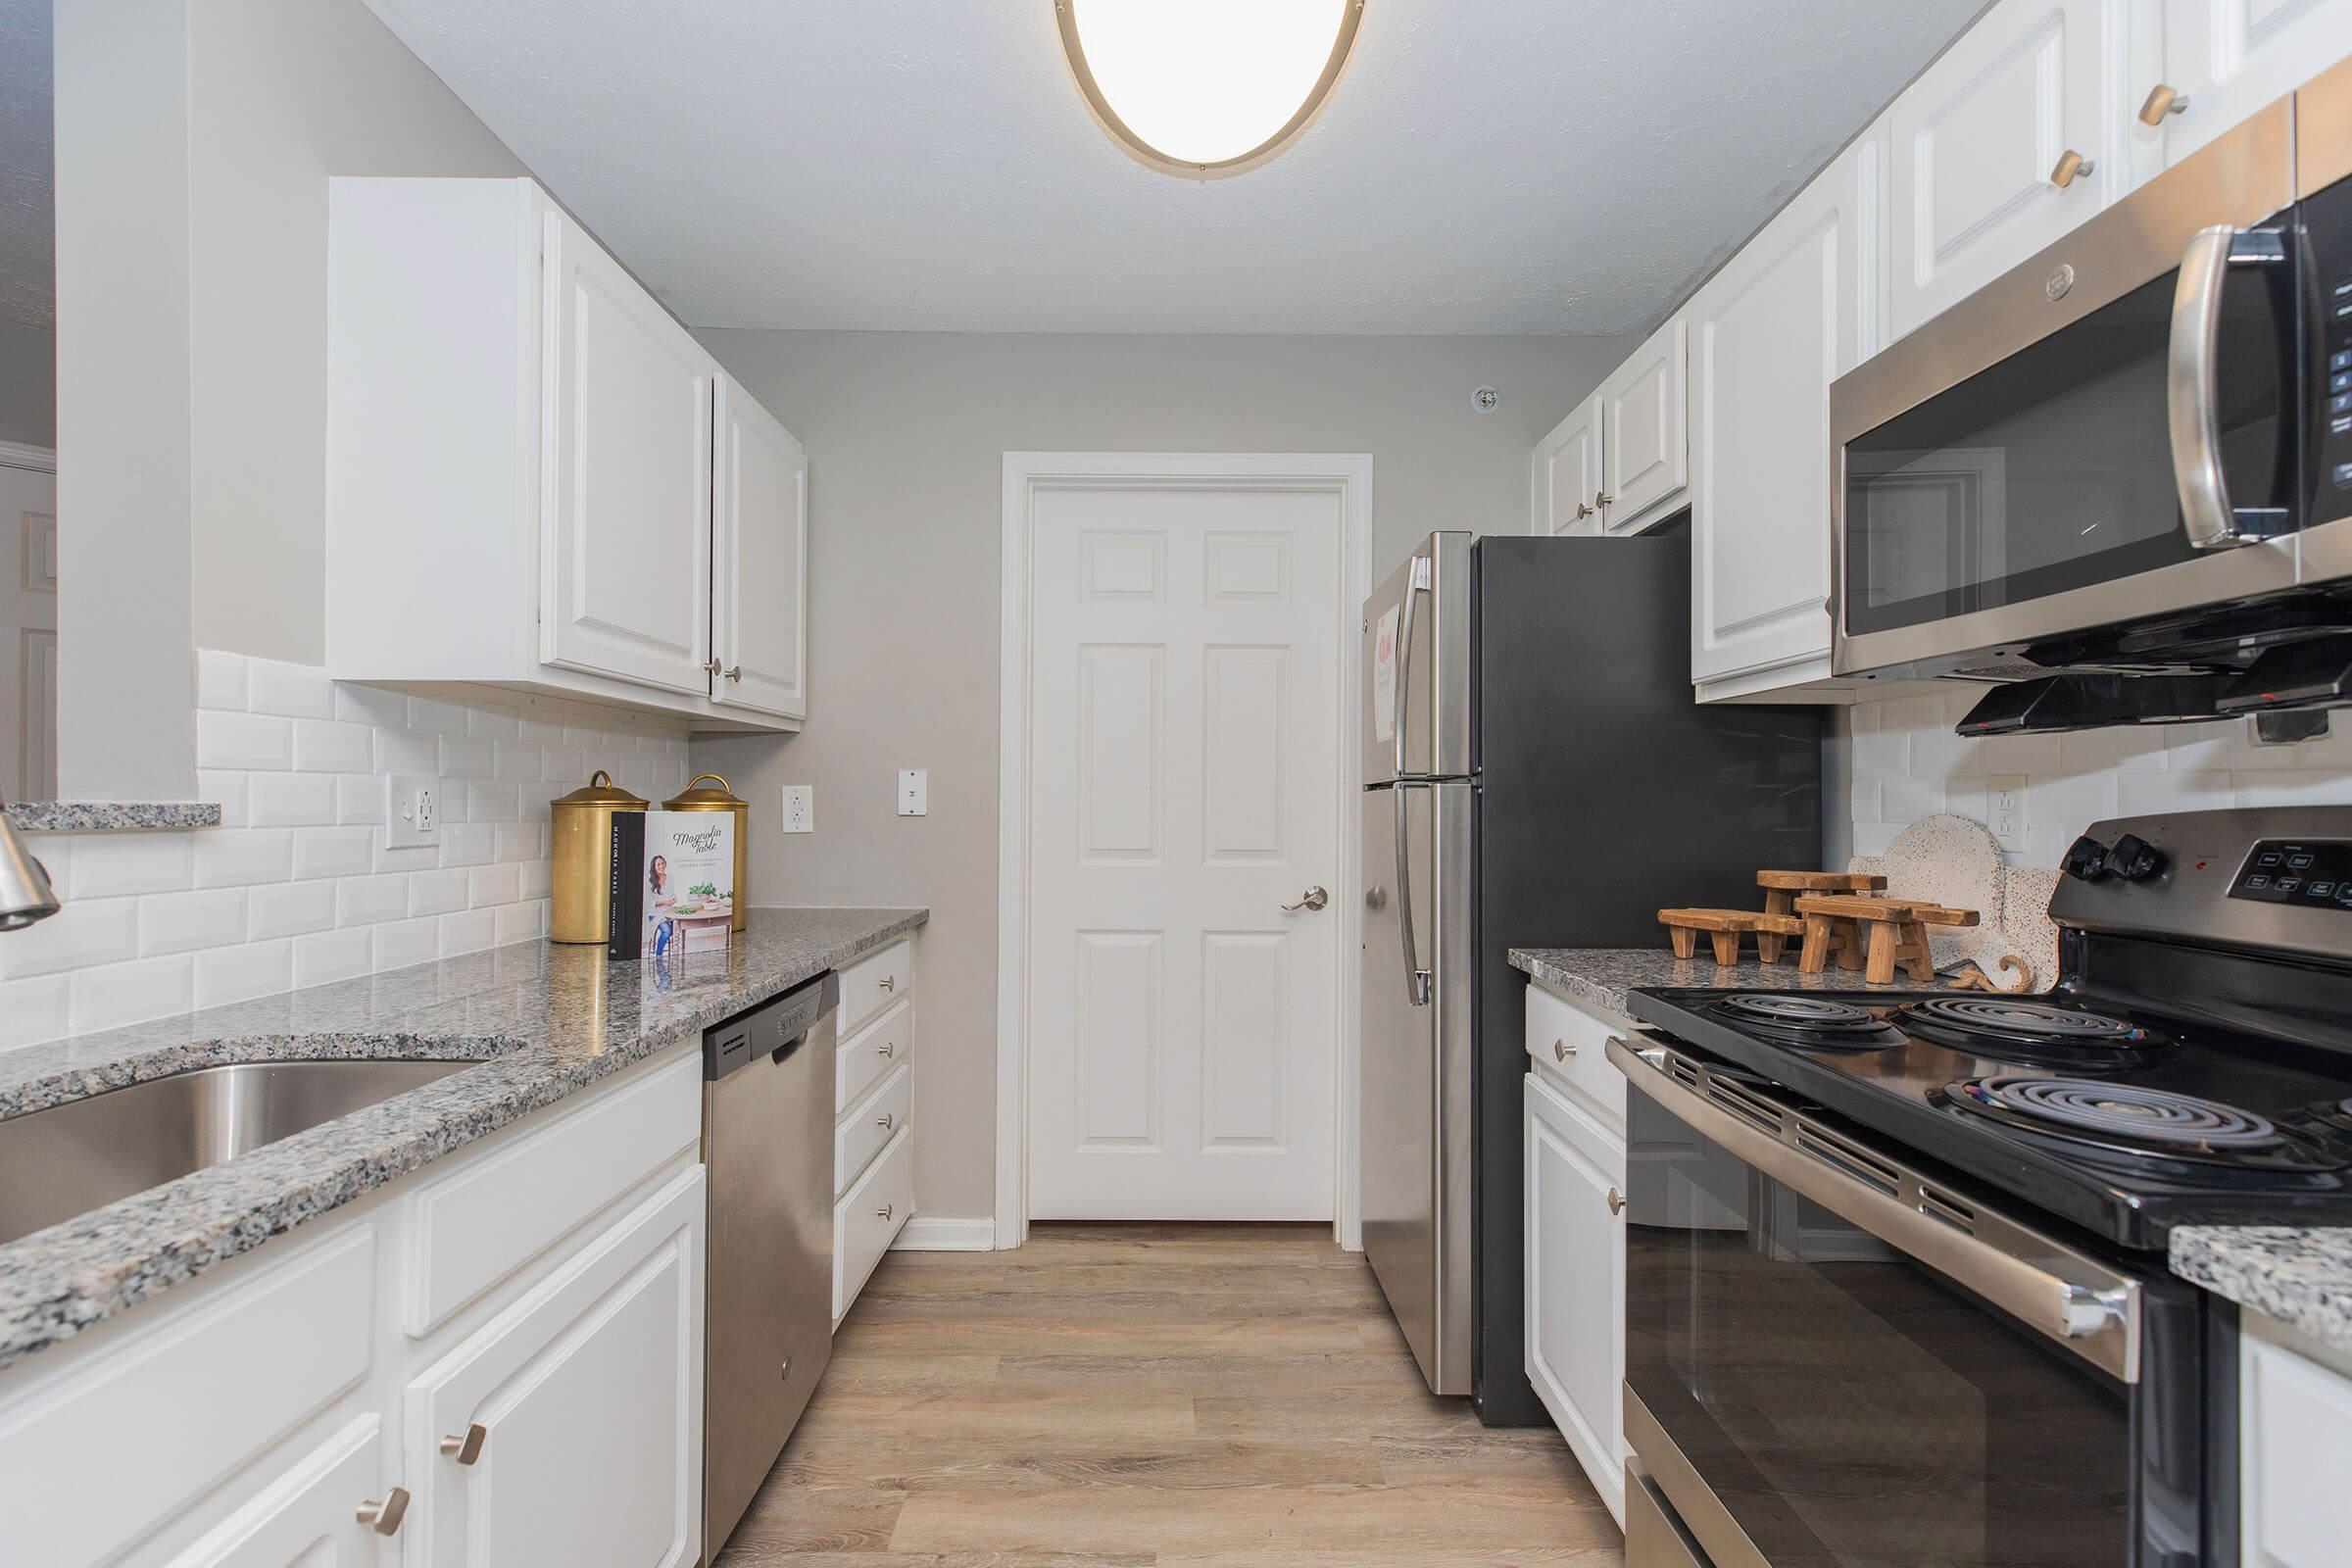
[409,1166,705,1568]
[1889,0,2111,340]
[1524,1074,1626,1528]
[1531,393,1603,535]
[2241,1323,2352,1568]
[2155,0,2352,167]
[711,374,808,720]
[1690,131,1883,689]
[1597,314,1690,534]
[541,206,715,698]
[161,1418,392,1568]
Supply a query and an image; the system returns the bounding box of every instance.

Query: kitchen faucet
[0,801,61,929]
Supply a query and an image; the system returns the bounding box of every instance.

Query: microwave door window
[1845,261,2292,639]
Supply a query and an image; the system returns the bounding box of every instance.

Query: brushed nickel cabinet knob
[2139,83,2188,124]
[1607,1187,1626,1216]
[2050,150,2095,188]
[357,1488,412,1536]
[1553,1039,1574,1061]
[438,1423,488,1465]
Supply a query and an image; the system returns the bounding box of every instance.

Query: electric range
[1609,808,2352,1568]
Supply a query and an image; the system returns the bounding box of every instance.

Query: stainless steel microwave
[1831,57,2352,727]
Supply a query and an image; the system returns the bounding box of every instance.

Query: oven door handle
[1608,1034,2142,1383]
[2169,222,2291,551]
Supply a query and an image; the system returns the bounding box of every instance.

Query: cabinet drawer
[834,1123,913,1322]
[1525,982,1628,1128]
[838,938,912,1035]
[2242,1317,2352,1568]
[410,1165,706,1568]
[404,1050,701,1337]
[160,1414,389,1568]
[836,995,914,1113]
[0,1226,375,1567]
[837,1062,911,1199]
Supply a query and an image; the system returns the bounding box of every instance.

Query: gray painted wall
[690,329,1630,1222]
[0,322,52,449]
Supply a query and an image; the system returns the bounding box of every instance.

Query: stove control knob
[2062,835,2112,882]
[2105,833,2165,883]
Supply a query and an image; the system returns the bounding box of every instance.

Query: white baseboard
[892,1215,997,1251]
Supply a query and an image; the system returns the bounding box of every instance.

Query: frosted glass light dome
[1056,0,1364,177]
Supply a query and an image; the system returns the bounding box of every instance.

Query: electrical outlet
[385,774,440,848]
[780,785,813,834]
[1985,774,2028,855]
[897,768,928,817]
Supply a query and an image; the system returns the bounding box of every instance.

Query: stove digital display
[2230,840,2352,907]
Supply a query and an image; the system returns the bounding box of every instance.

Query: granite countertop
[2171,1227,2352,1355]
[1509,946,1959,1016]
[0,906,926,1371]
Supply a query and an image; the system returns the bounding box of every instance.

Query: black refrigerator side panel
[1467,529,1824,1428]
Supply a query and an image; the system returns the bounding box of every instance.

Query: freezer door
[1362,531,1473,784]
[1358,780,1474,1396]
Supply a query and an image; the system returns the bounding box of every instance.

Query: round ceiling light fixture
[1054,0,1366,178]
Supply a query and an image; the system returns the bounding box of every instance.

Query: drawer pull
[879,974,896,993]
[2049,149,2094,188]
[357,1488,412,1536]
[876,1112,895,1131]
[1552,1038,1573,1061]
[876,1203,895,1222]
[2139,83,2188,125]
[878,1040,896,1058]
[438,1423,488,1465]
[1607,1187,1625,1216]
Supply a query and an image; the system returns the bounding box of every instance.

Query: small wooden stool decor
[1754,871,1885,960]
[1657,908,1806,965]
[1792,894,1980,982]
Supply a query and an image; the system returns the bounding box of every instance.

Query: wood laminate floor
[716,1223,1624,1567]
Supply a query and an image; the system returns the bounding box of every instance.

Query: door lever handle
[1281,886,1330,913]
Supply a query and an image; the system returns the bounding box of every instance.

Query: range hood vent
[1956,673,2232,736]
[2217,636,2352,715]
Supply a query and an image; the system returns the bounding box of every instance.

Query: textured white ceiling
[376,2,1983,335]
[0,0,52,330]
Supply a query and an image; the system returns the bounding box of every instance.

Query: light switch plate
[898,768,928,817]
[780,785,813,834]
[1986,774,2027,855]
[385,774,440,848]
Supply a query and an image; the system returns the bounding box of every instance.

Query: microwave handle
[2168,223,2296,551]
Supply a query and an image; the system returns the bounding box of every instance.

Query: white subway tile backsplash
[1881,777,1946,825]
[0,654,689,1054]
[139,888,248,956]
[247,771,338,828]
[196,829,296,888]
[293,719,373,774]
[68,956,193,1034]
[197,710,295,772]
[194,940,291,1008]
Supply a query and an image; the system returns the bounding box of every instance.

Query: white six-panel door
[1025,481,1343,1220]
[540,208,714,699]
[0,455,56,802]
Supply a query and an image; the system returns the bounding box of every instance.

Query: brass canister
[662,773,752,931]
[550,770,648,944]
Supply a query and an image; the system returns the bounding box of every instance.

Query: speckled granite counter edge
[5,801,223,832]
[1508,946,1957,1016]
[2171,1226,2352,1356]
[0,906,925,1371]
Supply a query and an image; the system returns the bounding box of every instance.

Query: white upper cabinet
[2149,0,2352,167]
[326,176,808,734]
[1690,128,1886,696]
[1888,0,2112,342]
[711,374,810,721]
[1596,313,1690,534]
[542,209,716,699]
[1531,391,1603,535]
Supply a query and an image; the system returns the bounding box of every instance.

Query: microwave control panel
[2230,840,2352,908]
[2314,175,2352,519]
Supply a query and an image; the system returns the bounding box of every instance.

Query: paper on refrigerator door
[1373,604,1400,744]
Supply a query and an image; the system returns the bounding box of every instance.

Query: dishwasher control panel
[705,970,840,1079]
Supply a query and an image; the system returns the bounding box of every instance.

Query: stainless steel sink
[0,1058,474,1247]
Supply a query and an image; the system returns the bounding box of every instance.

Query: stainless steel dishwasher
[702,969,838,1557]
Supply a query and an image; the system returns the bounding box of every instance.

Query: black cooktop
[1621,986,2352,1250]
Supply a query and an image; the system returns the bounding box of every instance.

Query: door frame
[996,452,1375,1251]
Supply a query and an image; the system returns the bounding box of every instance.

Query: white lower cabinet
[1525,1069,1629,1528]
[0,1048,707,1568]
[2241,1312,2352,1568]
[408,1166,705,1568]
[834,939,917,1325]
[162,1418,392,1568]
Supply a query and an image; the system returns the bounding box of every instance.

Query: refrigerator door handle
[1395,782,1432,1006]
[1393,554,1430,782]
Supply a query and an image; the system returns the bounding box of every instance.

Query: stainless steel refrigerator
[1358,529,1822,1423]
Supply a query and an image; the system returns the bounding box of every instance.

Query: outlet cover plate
[780,785,813,834]
[386,774,440,848]
[898,768,928,817]
[1986,774,2027,855]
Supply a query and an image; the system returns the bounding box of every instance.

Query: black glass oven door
[1842,228,2297,643]
[1623,1093,2132,1568]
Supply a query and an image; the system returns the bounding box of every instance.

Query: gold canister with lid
[550,770,648,944]
[662,773,752,931]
